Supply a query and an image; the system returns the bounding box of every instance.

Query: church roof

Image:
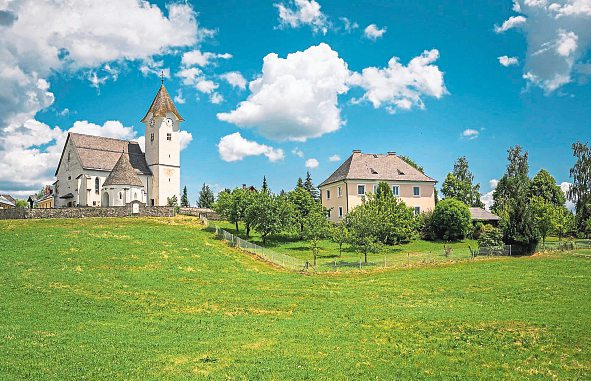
[103,152,144,187]
[319,151,436,187]
[140,84,184,122]
[55,133,151,176]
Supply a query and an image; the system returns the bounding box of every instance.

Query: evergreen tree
[180,186,190,207]
[529,169,565,207]
[197,183,215,208]
[261,176,269,193]
[568,142,591,233]
[441,156,484,207]
[303,171,319,201]
[296,177,304,189]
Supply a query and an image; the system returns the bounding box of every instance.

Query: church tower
[140,82,184,206]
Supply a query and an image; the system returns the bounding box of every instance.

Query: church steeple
[140,84,184,122]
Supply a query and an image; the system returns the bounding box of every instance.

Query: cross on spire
[160,70,164,85]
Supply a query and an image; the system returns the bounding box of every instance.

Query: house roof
[55,133,151,176]
[0,194,15,204]
[140,84,184,122]
[469,207,501,221]
[319,151,437,187]
[0,195,15,207]
[103,152,144,187]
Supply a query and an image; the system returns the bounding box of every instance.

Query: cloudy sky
[0,0,589,207]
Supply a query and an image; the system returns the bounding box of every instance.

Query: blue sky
[1,0,590,207]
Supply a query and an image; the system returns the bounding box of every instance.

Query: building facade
[52,84,183,207]
[319,150,437,222]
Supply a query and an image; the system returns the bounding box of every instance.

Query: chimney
[387,151,396,156]
[352,149,361,154]
[242,184,247,189]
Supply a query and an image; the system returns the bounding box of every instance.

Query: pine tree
[296,177,304,189]
[197,183,215,208]
[303,171,319,201]
[180,186,190,207]
[262,176,269,193]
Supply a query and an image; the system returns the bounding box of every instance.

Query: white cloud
[494,15,527,33]
[217,132,284,162]
[274,0,328,34]
[498,55,520,66]
[495,1,591,93]
[292,148,304,157]
[364,24,387,40]
[479,179,499,211]
[349,49,446,113]
[181,50,232,67]
[210,92,224,104]
[179,130,193,150]
[328,154,340,162]
[0,0,203,194]
[139,59,170,82]
[462,129,480,139]
[176,68,222,104]
[220,71,247,89]
[305,158,319,169]
[195,79,219,94]
[560,181,576,211]
[340,17,359,32]
[489,179,499,189]
[217,43,350,142]
[174,89,186,104]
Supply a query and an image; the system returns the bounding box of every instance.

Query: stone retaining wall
[178,207,220,220]
[0,204,175,220]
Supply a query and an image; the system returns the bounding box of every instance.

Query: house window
[150,133,154,142]
[414,206,421,215]
[167,133,172,141]
[373,184,378,194]
[326,189,331,199]
[95,177,100,194]
[392,185,399,197]
[337,186,342,197]
[327,209,331,218]
[413,186,420,197]
[338,206,343,218]
[357,185,365,195]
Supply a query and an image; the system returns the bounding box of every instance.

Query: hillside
[1,217,590,380]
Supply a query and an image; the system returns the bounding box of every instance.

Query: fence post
[359,256,362,270]
[509,245,512,256]
[384,254,387,268]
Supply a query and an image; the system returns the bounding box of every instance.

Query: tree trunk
[246,223,250,238]
[314,253,317,266]
[339,243,342,257]
[235,221,239,233]
[364,251,368,263]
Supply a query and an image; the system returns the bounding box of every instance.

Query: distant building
[52,83,184,207]
[0,195,15,209]
[318,150,437,222]
[34,186,54,209]
[469,207,501,225]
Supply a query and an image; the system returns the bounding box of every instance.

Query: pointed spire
[103,150,144,187]
[140,83,184,122]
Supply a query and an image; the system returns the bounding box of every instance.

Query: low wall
[178,207,220,220]
[0,204,176,220]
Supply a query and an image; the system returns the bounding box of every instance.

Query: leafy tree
[166,195,179,213]
[375,181,393,200]
[419,210,437,241]
[530,196,556,248]
[249,192,294,244]
[330,222,350,257]
[529,169,565,207]
[261,176,269,193]
[431,198,472,241]
[15,199,28,208]
[197,183,215,208]
[478,224,504,248]
[346,202,382,263]
[492,145,538,252]
[568,142,591,233]
[287,186,316,235]
[369,188,417,245]
[214,189,241,233]
[180,186,190,207]
[303,171,319,201]
[441,156,484,207]
[553,206,575,242]
[399,155,425,174]
[302,203,331,266]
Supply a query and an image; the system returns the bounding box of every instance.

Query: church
[52,84,183,208]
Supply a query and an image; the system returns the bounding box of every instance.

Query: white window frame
[357,184,365,195]
[414,206,421,215]
[392,185,399,197]
[338,206,343,218]
[326,189,331,200]
[337,186,342,198]
[413,186,421,197]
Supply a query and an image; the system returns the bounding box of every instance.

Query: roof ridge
[69,132,140,144]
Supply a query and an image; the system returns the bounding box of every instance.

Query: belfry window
[150,133,154,142]
[166,133,171,141]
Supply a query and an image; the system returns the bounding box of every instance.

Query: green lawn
[1,217,590,380]
[215,220,478,271]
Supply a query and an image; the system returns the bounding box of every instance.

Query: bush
[419,210,437,241]
[431,198,472,241]
[471,221,484,240]
[478,224,504,248]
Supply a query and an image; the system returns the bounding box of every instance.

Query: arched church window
[95,177,100,194]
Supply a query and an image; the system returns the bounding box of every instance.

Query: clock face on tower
[165,118,173,128]
[149,118,155,127]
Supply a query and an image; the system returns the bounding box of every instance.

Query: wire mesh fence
[538,239,591,251]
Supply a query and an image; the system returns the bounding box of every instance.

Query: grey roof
[0,194,15,204]
[0,195,15,207]
[319,151,436,187]
[469,207,501,221]
[56,133,151,176]
[140,84,184,122]
[103,152,144,187]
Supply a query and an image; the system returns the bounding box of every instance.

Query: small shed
[469,207,501,225]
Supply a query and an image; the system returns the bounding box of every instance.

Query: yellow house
[319,150,437,222]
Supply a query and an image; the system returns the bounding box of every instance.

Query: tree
[261,176,269,193]
[287,186,316,235]
[180,186,190,207]
[478,224,504,248]
[302,203,331,266]
[166,195,179,213]
[568,142,591,234]
[15,199,28,208]
[296,177,304,189]
[214,189,241,233]
[330,222,350,257]
[530,196,556,248]
[303,171,319,201]
[375,181,393,201]
[249,192,294,244]
[399,155,425,174]
[197,183,215,208]
[553,206,575,242]
[529,169,565,207]
[431,198,472,241]
[346,202,382,263]
[441,156,484,207]
[492,145,538,252]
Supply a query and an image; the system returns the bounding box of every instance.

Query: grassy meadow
[1,216,590,380]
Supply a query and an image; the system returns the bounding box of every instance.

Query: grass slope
[1,217,590,380]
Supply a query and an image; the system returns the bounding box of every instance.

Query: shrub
[431,198,472,241]
[478,224,504,248]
